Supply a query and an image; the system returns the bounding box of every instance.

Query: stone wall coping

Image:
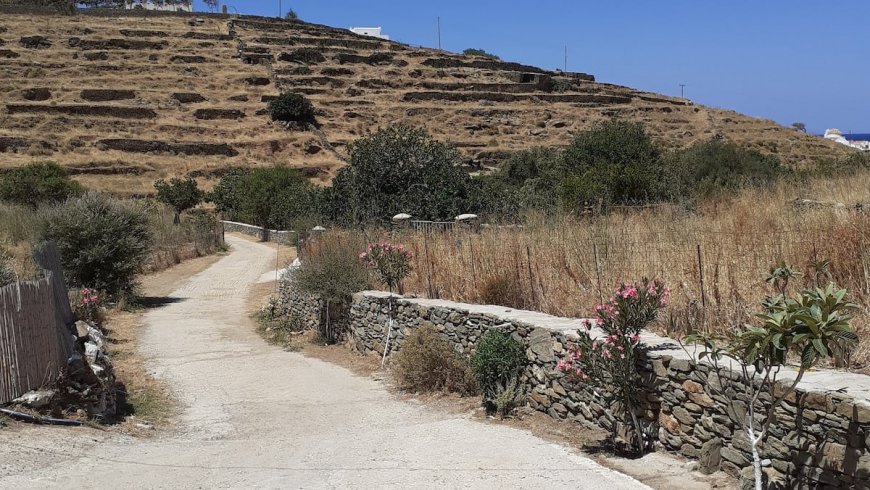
[220,220,295,235]
[357,290,870,406]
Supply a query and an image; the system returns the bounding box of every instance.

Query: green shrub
[153,177,203,224]
[0,161,83,208]
[392,326,478,395]
[268,92,315,125]
[325,124,477,224]
[463,48,499,60]
[491,376,525,419]
[560,120,664,208]
[209,166,317,231]
[295,236,369,342]
[664,138,784,200]
[43,193,152,298]
[471,330,526,403]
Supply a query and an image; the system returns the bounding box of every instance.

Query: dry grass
[350,172,870,368]
[0,12,852,196]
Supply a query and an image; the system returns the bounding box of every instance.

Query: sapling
[684,281,857,490]
[360,241,412,365]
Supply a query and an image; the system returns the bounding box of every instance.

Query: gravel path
[0,236,647,489]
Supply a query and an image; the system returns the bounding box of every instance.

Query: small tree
[558,278,669,455]
[360,241,413,364]
[0,161,83,208]
[154,177,203,224]
[267,92,315,125]
[684,278,857,490]
[463,48,499,60]
[326,124,476,224]
[285,8,298,20]
[295,237,369,343]
[791,122,807,133]
[43,193,153,298]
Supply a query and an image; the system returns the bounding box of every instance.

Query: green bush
[294,236,370,342]
[0,161,83,208]
[471,330,526,402]
[463,48,499,60]
[43,193,152,298]
[560,120,664,208]
[392,326,478,395]
[268,92,315,125]
[325,124,477,224]
[209,166,317,231]
[154,177,203,224]
[664,138,784,200]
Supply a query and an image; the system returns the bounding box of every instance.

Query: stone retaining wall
[221,220,295,244]
[281,288,870,488]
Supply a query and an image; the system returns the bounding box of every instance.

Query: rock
[680,443,700,458]
[673,406,695,425]
[75,320,91,339]
[669,358,691,372]
[682,379,704,393]
[527,328,555,362]
[12,389,55,409]
[659,412,680,434]
[722,447,750,467]
[726,399,747,425]
[699,437,723,474]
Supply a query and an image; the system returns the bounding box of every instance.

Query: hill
[0,9,853,195]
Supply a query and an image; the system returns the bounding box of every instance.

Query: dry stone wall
[221,220,296,244]
[280,285,870,488]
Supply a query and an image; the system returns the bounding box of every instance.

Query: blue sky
[198,1,869,134]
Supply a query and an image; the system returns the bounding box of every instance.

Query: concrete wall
[280,282,870,488]
[221,220,296,245]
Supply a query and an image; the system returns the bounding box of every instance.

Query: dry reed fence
[0,242,74,404]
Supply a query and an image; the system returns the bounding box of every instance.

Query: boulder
[698,437,723,474]
[12,389,56,409]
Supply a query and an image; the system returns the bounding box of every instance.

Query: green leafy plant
[295,237,369,343]
[491,376,525,419]
[463,48,499,60]
[209,166,317,233]
[471,330,526,411]
[558,278,669,455]
[0,161,83,208]
[324,124,477,224]
[267,92,315,125]
[42,192,152,298]
[153,177,203,224]
[391,325,477,395]
[683,277,857,490]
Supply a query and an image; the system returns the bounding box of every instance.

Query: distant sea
[843,133,870,141]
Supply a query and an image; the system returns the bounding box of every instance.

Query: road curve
[0,235,647,489]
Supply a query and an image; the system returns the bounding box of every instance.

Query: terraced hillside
[0,10,852,195]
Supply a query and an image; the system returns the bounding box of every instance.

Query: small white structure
[824,129,870,151]
[350,27,390,40]
[125,1,193,12]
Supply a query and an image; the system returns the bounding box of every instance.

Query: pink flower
[557,359,571,371]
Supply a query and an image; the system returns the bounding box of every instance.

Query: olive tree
[154,177,203,224]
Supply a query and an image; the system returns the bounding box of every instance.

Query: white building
[824,129,870,151]
[350,27,390,40]
[125,1,193,12]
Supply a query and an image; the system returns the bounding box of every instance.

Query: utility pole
[564,45,567,72]
[679,83,686,98]
[436,16,441,50]
[278,0,282,18]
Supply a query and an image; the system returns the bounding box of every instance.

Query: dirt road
[0,235,647,489]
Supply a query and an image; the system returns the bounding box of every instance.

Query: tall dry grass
[361,172,870,368]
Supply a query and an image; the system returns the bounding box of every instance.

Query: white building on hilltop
[350,27,389,40]
[824,129,870,151]
[125,1,193,12]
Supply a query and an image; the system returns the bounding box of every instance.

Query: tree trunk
[173,210,181,225]
[748,417,763,490]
